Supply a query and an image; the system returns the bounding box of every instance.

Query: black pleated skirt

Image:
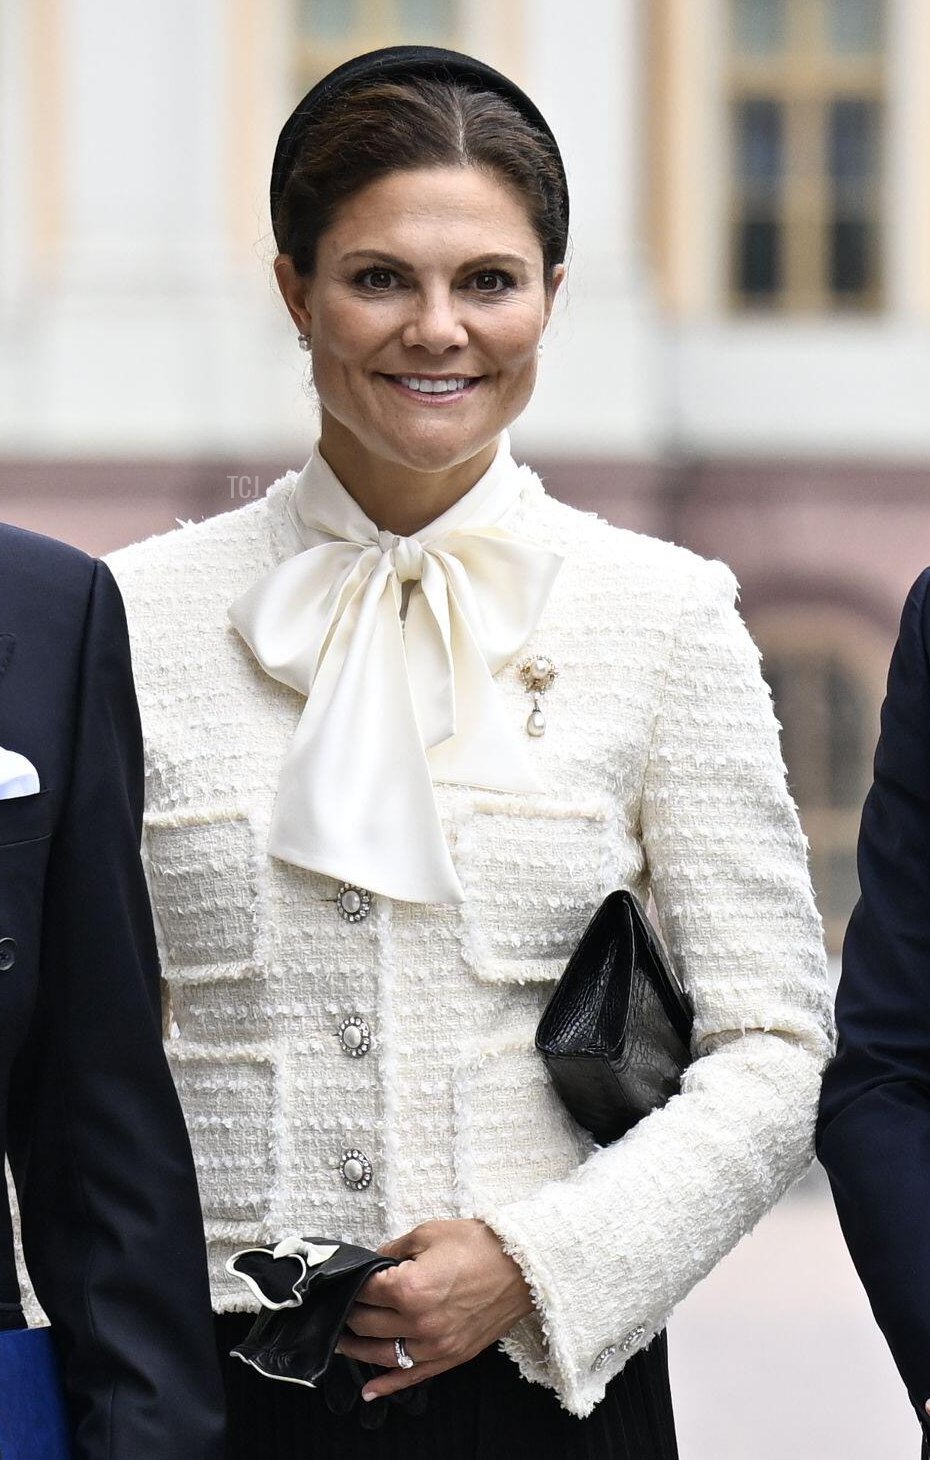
[216,1313,678,1460]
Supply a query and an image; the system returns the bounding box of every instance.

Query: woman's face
[276,165,564,477]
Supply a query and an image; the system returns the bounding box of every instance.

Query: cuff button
[621,1325,646,1353]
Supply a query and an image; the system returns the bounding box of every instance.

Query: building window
[727,0,886,312]
[296,0,460,88]
[757,617,885,955]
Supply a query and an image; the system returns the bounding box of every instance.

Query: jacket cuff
[483,1192,661,1418]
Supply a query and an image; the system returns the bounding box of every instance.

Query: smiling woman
[275,163,561,531]
[270,68,567,531]
[105,42,832,1460]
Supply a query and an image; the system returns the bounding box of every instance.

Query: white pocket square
[0,747,40,800]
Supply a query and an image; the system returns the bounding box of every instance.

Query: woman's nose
[401,292,468,354]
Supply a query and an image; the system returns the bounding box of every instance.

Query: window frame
[725,0,888,314]
[294,0,463,90]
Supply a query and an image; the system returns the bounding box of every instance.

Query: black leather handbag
[535,890,694,1146]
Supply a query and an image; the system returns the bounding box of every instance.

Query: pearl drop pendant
[519,655,557,739]
[527,700,547,737]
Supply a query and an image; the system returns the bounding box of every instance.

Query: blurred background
[2,0,929,1452]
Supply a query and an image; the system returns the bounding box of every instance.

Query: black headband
[270,44,568,247]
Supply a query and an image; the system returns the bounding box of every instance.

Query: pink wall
[3,453,927,645]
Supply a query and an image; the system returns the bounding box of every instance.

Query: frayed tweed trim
[372,897,403,1235]
[486,1210,611,1419]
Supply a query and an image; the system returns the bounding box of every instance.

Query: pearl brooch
[519,655,558,738]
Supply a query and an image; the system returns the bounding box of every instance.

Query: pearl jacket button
[340,1148,373,1190]
[336,884,372,923]
[338,1015,371,1057]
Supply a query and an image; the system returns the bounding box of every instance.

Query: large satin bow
[228,436,563,904]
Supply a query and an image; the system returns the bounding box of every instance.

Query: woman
[108,45,833,1459]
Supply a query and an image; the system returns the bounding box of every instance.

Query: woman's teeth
[396,376,471,394]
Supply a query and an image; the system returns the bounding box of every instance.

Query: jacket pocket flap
[0,790,52,848]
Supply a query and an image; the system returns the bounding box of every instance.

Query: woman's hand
[336,1218,535,1399]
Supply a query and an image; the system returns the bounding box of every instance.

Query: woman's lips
[379,373,482,405]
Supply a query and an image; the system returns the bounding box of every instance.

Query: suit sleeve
[6,561,225,1460]
[817,568,930,1439]
[484,562,833,1417]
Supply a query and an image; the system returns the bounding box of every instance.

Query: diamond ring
[394,1337,415,1370]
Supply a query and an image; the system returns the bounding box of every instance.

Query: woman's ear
[274,253,313,335]
[542,263,567,331]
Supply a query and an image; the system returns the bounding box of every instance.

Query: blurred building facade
[3,0,930,954]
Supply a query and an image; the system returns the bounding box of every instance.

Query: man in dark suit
[0,522,224,1457]
[818,568,930,1453]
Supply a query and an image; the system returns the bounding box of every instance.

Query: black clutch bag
[535,890,693,1146]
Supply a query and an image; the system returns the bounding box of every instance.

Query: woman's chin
[370,426,501,477]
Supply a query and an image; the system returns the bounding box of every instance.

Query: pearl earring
[297,332,311,351]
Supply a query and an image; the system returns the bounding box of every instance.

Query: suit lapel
[0,636,14,687]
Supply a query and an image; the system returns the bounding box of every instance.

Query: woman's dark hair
[271,79,568,283]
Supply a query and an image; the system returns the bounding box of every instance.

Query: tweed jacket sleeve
[484,559,833,1418]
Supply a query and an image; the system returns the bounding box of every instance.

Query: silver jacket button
[592,1344,617,1372]
[339,1015,371,1057]
[621,1325,646,1353]
[337,883,372,923]
[340,1148,373,1190]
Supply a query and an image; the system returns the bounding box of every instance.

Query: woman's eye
[356,268,398,291]
[472,271,515,294]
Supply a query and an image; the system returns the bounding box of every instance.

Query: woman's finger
[336,1332,424,1371]
[334,1330,455,1399]
[361,1354,452,1400]
[377,1236,413,1261]
[356,1266,402,1307]
[344,1301,404,1339]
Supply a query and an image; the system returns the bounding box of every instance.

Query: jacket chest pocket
[456,795,640,984]
[166,1045,280,1226]
[452,1033,595,1216]
[144,807,281,1228]
[143,806,266,985]
[0,790,52,850]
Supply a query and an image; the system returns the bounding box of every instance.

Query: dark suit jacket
[818,567,930,1445]
[0,523,224,1458]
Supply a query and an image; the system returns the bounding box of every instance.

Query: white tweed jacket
[107,466,833,1418]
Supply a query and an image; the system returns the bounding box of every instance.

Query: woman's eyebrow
[340,250,530,271]
[457,253,530,271]
[341,250,412,269]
